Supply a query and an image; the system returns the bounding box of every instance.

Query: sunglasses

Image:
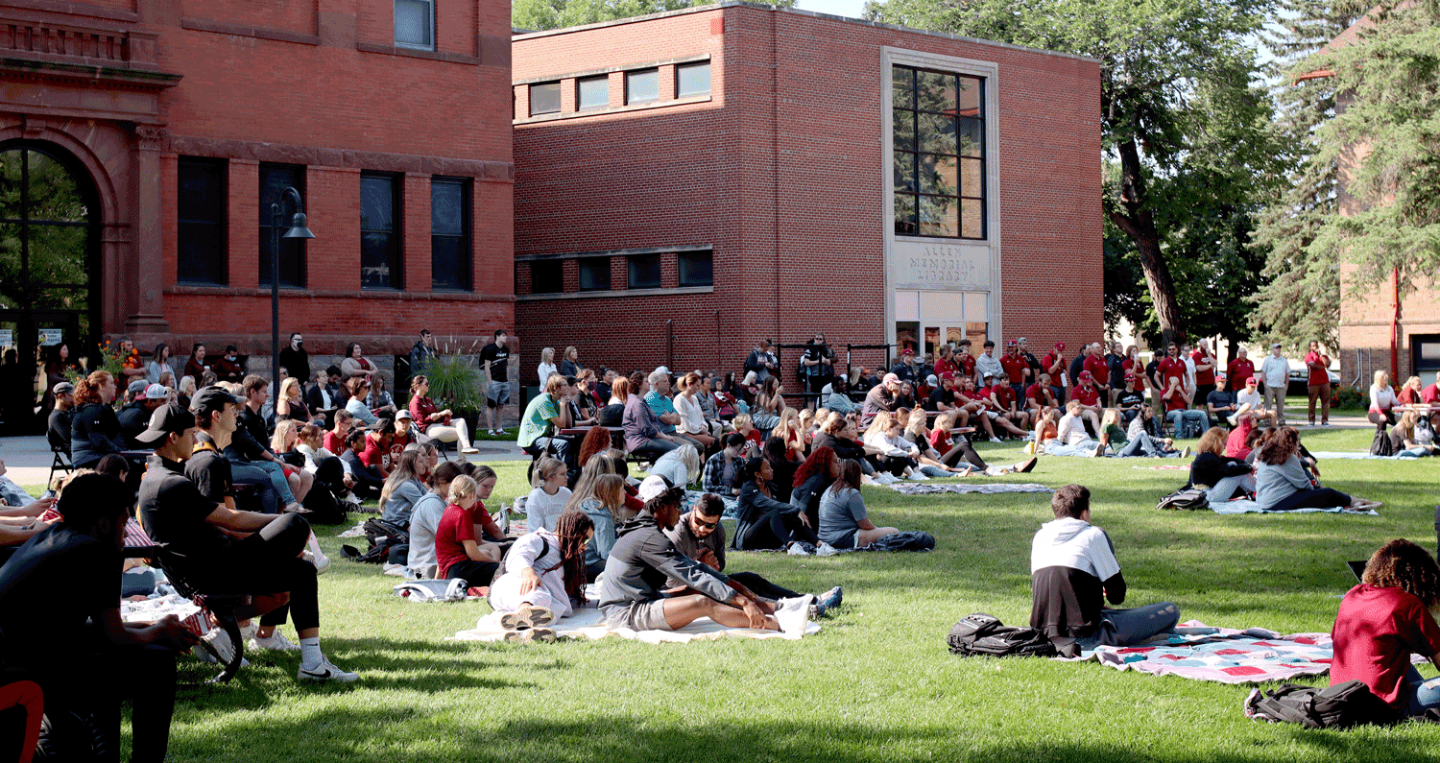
[693,516,721,529]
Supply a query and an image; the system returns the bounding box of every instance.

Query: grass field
[28,425,1440,761]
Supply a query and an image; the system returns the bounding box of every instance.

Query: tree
[1248,0,1368,351]
[514,0,794,31]
[866,0,1282,347]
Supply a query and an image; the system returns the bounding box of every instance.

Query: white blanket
[886,482,1052,496]
[450,605,820,644]
[1208,499,1377,516]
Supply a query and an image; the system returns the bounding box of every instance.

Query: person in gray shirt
[818,460,899,549]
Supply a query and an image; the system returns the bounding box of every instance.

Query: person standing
[1191,340,1217,406]
[279,333,310,387]
[744,339,778,384]
[480,329,511,436]
[408,329,436,377]
[1227,347,1255,387]
[1304,340,1332,426]
[1260,343,1289,427]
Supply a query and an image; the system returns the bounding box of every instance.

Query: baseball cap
[1123,372,1137,382]
[142,383,168,401]
[901,348,914,356]
[1245,375,1258,385]
[654,366,671,376]
[52,381,74,395]
[1271,342,1282,349]
[190,385,242,417]
[1006,340,1017,347]
[1078,371,1093,381]
[638,474,672,503]
[925,374,938,385]
[133,403,196,446]
[395,408,413,421]
[1215,373,1227,381]
[127,378,148,396]
[1054,342,1066,351]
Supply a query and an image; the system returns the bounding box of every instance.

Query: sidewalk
[0,434,530,491]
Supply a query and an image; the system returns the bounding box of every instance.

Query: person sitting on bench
[1030,484,1179,657]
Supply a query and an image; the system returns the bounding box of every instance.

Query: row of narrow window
[528,61,711,117]
[527,251,712,294]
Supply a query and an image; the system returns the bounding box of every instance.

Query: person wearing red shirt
[933,345,957,379]
[956,376,1001,442]
[987,372,1030,433]
[954,340,977,380]
[1082,352,1110,407]
[1000,340,1029,398]
[323,409,352,455]
[434,474,502,587]
[1303,340,1332,426]
[1068,371,1103,435]
[1025,373,1059,421]
[1423,372,1440,406]
[1191,340,1217,405]
[1224,410,1256,459]
[1226,348,1255,389]
[1042,342,1067,402]
[1331,539,1440,715]
[1154,343,1187,396]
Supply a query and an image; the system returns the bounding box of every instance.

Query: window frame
[360,171,404,291]
[529,81,562,117]
[176,156,228,287]
[626,253,662,290]
[676,250,713,287]
[430,176,472,292]
[891,64,987,241]
[394,0,435,51]
[258,162,307,289]
[530,260,563,294]
[577,257,611,291]
[576,75,609,112]
[675,61,711,99]
[625,68,660,106]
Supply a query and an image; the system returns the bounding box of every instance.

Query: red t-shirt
[1042,352,1065,378]
[1227,359,1255,385]
[991,383,1016,410]
[1069,384,1099,407]
[323,431,347,454]
[956,354,976,377]
[1161,383,1186,412]
[1399,388,1419,406]
[1157,357,1186,389]
[1331,583,1440,709]
[1025,384,1052,408]
[435,503,477,577]
[934,358,956,377]
[929,428,952,456]
[1191,350,1216,385]
[360,436,388,468]
[1082,355,1109,386]
[1000,354,1028,384]
[1303,351,1330,386]
[1122,358,1137,375]
[1423,384,1440,404]
[1225,421,1252,459]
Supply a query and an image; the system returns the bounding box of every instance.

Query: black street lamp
[271,187,315,402]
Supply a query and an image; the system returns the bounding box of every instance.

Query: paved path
[0,434,531,491]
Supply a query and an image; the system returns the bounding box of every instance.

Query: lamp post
[270,187,315,403]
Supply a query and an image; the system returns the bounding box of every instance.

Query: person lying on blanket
[1332,539,1440,716]
[599,486,794,633]
[1030,484,1180,657]
[666,493,843,617]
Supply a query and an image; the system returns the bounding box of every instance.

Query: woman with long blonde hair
[275,376,312,423]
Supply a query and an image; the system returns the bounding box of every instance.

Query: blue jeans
[231,459,295,509]
[1115,431,1176,458]
[1167,409,1209,436]
[1046,440,1098,457]
[1077,602,1181,649]
[1204,473,1255,505]
[1406,668,1440,715]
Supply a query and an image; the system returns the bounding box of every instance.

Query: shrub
[1331,384,1365,410]
[426,345,485,413]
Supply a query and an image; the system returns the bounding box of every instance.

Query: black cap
[133,403,197,446]
[190,385,242,418]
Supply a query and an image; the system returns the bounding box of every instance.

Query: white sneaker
[249,630,301,652]
[776,595,814,638]
[906,473,927,482]
[298,656,359,683]
[462,447,480,454]
[303,551,331,575]
[239,621,259,644]
[816,542,839,557]
[989,437,1003,444]
[200,626,237,664]
[786,541,811,556]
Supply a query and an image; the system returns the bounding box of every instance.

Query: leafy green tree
[514,0,794,31]
[866,0,1283,348]
[1248,0,1368,351]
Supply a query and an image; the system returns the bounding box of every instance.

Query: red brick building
[511,2,1101,384]
[0,0,513,384]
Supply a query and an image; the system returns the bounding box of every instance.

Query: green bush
[1331,384,1365,410]
[425,352,485,412]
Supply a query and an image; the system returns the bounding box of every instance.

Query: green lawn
[34,425,1440,761]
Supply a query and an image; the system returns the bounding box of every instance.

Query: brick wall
[512,4,1102,385]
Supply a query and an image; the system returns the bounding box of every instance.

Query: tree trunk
[1109,135,1183,349]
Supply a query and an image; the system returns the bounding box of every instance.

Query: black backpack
[1157,487,1209,511]
[947,613,1058,658]
[1370,427,1395,457]
[1245,680,1400,729]
[344,518,409,564]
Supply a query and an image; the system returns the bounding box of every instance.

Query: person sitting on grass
[379,450,430,529]
[1186,427,1254,504]
[600,485,800,634]
[344,377,379,429]
[434,474,502,587]
[1391,410,1438,458]
[340,429,385,500]
[862,411,924,481]
[790,447,839,530]
[703,432,749,496]
[525,456,572,533]
[649,443,703,490]
[1254,427,1380,512]
[668,494,843,616]
[1097,407,1183,458]
[903,417,976,477]
[575,473,628,582]
[489,509,596,637]
[1331,539,1440,716]
[407,460,464,580]
[0,472,200,763]
[733,456,819,551]
[1030,484,1180,657]
[818,459,898,550]
[1046,401,1104,457]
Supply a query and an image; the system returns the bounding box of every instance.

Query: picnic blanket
[886,483,1052,496]
[1072,621,1335,683]
[1307,451,1408,460]
[450,605,820,644]
[1208,499,1377,516]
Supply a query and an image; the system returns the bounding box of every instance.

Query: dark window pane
[578,258,610,291]
[894,151,916,193]
[431,178,470,291]
[259,164,305,288]
[677,251,712,287]
[577,76,608,111]
[917,112,956,155]
[626,69,659,105]
[360,173,402,289]
[894,194,917,236]
[958,118,983,158]
[893,110,914,152]
[918,154,957,196]
[918,196,959,238]
[916,70,955,113]
[531,260,562,294]
[676,62,710,97]
[177,158,226,285]
[627,254,661,289]
[395,0,432,48]
[530,82,561,116]
[892,66,913,109]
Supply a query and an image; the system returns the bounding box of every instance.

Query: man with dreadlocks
[488,509,596,641]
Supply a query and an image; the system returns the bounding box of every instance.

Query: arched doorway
[0,141,101,433]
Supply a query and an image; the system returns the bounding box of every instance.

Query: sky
[793,0,871,20]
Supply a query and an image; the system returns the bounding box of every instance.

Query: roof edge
[511,1,1101,65]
